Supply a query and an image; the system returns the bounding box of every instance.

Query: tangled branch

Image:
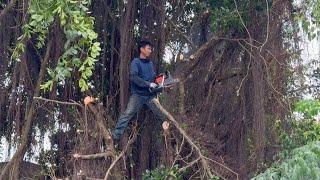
[151,98,239,179]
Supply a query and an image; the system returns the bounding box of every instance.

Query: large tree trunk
[248,0,290,171]
[119,0,136,112]
[129,0,167,179]
[0,0,294,179]
[163,1,291,178]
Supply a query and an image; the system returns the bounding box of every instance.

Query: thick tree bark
[0,0,17,24]
[248,0,290,169]
[251,51,266,166]
[119,0,136,112]
[0,0,293,178]
[130,1,167,179]
[139,0,166,71]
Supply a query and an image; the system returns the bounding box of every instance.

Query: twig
[233,0,252,44]
[236,41,253,96]
[73,151,114,160]
[103,129,138,180]
[260,0,270,52]
[166,18,196,49]
[178,157,201,173]
[33,97,83,107]
[151,98,238,179]
[170,136,185,170]
[149,2,196,49]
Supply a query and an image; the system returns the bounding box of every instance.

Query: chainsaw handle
[149,84,164,93]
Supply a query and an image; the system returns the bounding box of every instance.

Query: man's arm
[129,60,151,88]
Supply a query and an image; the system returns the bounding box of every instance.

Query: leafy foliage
[275,100,320,158]
[208,0,246,32]
[252,141,320,180]
[254,100,320,179]
[142,164,220,180]
[37,149,59,178]
[142,165,184,180]
[208,0,271,33]
[13,0,101,92]
[294,0,320,40]
[294,99,320,119]
[277,119,320,159]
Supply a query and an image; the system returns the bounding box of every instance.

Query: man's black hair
[138,40,153,53]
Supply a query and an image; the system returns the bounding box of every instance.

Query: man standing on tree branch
[112,40,169,145]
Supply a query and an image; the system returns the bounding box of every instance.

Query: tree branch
[103,129,138,180]
[33,96,83,107]
[73,151,114,160]
[151,98,239,180]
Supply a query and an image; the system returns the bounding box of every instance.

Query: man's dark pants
[112,93,166,140]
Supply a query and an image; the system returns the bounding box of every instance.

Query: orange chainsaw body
[155,74,165,85]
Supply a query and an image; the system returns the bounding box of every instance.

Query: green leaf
[31,14,43,21]
[84,68,92,77]
[72,58,82,67]
[79,78,88,92]
[40,80,54,91]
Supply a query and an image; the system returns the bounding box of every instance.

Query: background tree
[1,0,320,179]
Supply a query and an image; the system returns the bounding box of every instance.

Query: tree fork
[150,98,239,180]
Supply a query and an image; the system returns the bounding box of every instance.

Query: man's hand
[149,82,158,88]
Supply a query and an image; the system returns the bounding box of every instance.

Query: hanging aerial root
[31,96,238,179]
[151,98,239,180]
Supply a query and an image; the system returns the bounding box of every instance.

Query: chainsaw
[149,71,180,93]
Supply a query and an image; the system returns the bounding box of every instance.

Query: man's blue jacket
[129,58,157,96]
